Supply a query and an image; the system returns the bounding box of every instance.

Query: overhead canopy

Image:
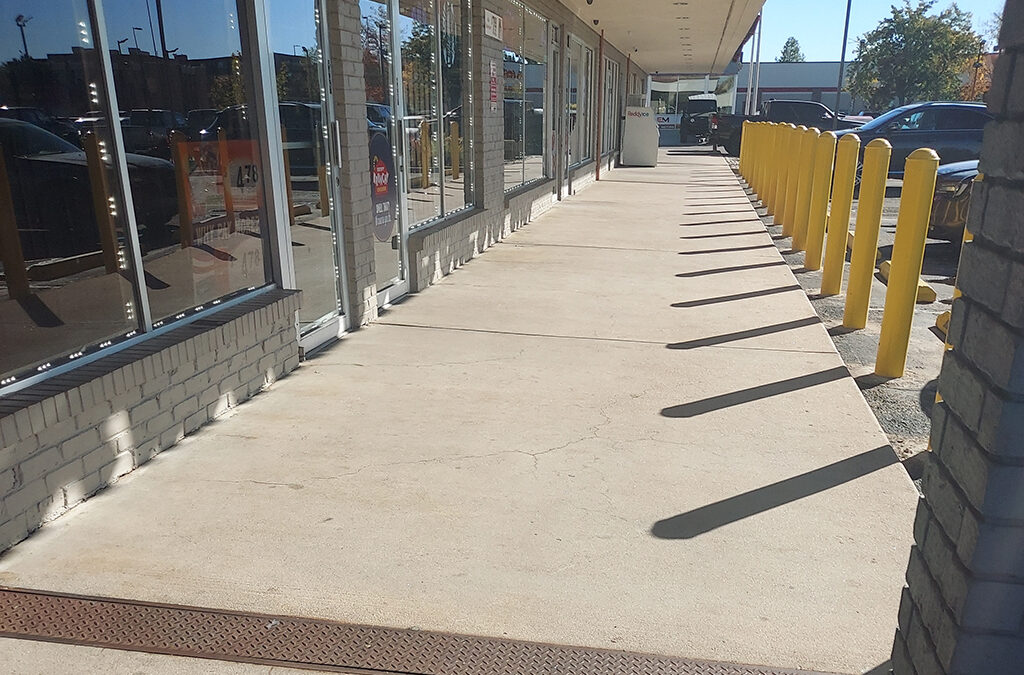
[560,0,765,75]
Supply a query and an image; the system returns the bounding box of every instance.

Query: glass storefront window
[503,2,547,191]
[101,0,270,326]
[268,0,344,333]
[565,37,594,167]
[602,58,620,154]
[522,10,547,184]
[0,0,142,383]
[501,2,524,191]
[361,0,403,290]
[399,0,442,226]
[440,0,469,213]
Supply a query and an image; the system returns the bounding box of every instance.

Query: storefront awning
[560,0,765,75]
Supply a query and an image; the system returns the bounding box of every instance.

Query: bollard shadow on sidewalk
[650,445,899,539]
[660,366,850,418]
[666,316,821,350]
[670,285,801,308]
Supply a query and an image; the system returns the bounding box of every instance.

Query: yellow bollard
[451,121,461,181]
[739,120,749,179]
[773,124,795,226]
[754,123,769,200]
[82,131,120,274]
[791,126,820,250]
[875,148,940,378]
[821,134,861,295]
[280,125,295,226]
[0,146,29,301]
[843,139,892,329]
[762,124,777,213]
[768,122,787,215]
[218,127,236,234]
[781,125,806,237]
[169,131,194,248]
[804,131,837,271]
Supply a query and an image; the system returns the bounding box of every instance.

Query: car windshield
[856,104,920,131]
[687,100,717,114]
[0,120,79,157]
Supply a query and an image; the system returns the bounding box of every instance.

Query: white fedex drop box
[620,106,659,167]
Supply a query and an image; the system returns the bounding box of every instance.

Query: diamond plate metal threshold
[0,587,837,675]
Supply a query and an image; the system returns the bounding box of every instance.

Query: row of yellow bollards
[738,120,941,378]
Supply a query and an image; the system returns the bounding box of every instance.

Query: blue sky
[0,0,1006,65]
[752,0,1005,63]
[0,0,319,64]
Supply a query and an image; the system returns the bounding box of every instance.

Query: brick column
[893,3,1024,673]
[328,0,378,325]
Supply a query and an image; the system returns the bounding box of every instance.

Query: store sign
[656,114,683,129]
[368,132,397,243]
[484,9,502,40]
[489,60,498,112]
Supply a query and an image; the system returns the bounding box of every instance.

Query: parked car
[929,160,978,241]
[0,106,81,146]
[186,109,219,138]
[367,103,391,134]
[199,102,322,175]
[681,96,718,143]
[0,118,178,260]
[834,102,992,177]
[121,109,188,159]
[714,99,861,156]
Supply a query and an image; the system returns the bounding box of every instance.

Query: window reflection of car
[929,160,978,242]
[185,108,219,138]
[0,106,81,147]
[367,103,391,134]
[121,109,188,159]
[0,118,178,260]
[199,102,321,176]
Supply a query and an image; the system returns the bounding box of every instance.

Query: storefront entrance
[269,0,351,350]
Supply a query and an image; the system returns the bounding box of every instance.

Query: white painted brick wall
[0,292,302,553]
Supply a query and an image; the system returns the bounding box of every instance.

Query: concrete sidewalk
[0,149,917,674]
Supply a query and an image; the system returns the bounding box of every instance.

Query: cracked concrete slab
[0,149,915,675]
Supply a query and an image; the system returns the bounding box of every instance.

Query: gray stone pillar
[328,0,379,326]
[893,2,1024,673]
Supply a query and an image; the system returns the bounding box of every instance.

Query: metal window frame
[238,0,296,293]
[91,0,153,333]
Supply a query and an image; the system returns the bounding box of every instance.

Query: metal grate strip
[0,587,836,675]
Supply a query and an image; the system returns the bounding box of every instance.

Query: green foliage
[210,53,246,109]
[847,1,982,110]
[777,37,805,63]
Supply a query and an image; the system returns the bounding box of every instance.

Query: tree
[776,37,805,63]
[847,1,982,110]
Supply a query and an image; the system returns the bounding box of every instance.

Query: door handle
[333,119,343,170]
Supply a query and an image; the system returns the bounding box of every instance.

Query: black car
[929,160,979,241]
[200,102,321,175]
[0,118,177,260]
[0,106,81,146]
[835,102,992,177]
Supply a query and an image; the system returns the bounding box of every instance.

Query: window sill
[406,205,485,242]
[503,177,553,203]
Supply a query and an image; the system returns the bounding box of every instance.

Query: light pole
[15,14,31,58]
[834,0,853,129]
[117,38,129,55]
[132,27,144,51]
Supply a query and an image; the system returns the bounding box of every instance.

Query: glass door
[269,0,350,347]
[362,0,409,304]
